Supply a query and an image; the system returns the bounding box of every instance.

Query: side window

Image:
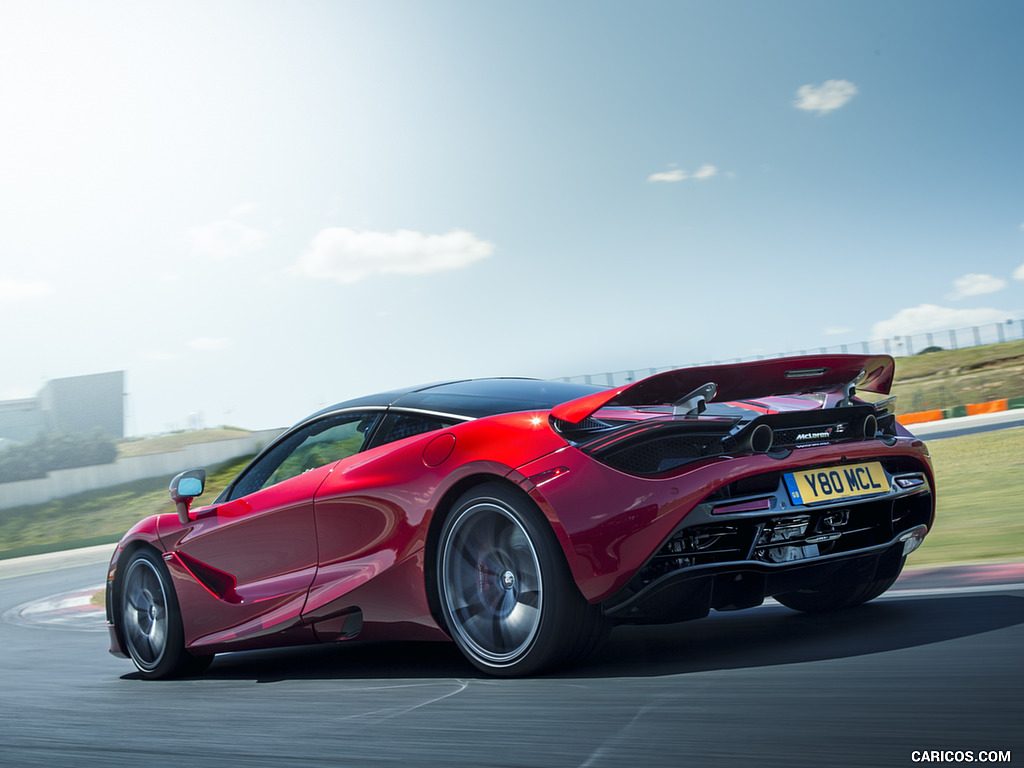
[228,412,380,500]
[370,412,460,449]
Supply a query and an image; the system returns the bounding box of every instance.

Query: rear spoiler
[551,354,895,425]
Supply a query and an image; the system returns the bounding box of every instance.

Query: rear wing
[551,354,894,425]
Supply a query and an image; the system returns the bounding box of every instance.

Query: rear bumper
[603,525,926,623]
[519,436,934,604]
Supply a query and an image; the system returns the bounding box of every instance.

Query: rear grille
[633,473,932,588]
[585,405,883,476]
[602,435,726,474]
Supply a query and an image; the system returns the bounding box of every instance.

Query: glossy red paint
[422,432,456,467]
[164,552,315,651]
[121,412,566,652]
[107,355,934,676]
[119,513,165,547]
[319,550,448,643]
[157,463,327,648]
[517,434,933,602]
[298,413,566,634]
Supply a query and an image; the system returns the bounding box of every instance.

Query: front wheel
[437,482,607,676]
[119,548,213,679]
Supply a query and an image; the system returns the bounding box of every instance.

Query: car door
[302,411,459,631]
[169,411,381,647]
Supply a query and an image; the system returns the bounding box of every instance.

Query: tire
[437,482,608,676]
[774,556,906,613]
[119,548,214,679]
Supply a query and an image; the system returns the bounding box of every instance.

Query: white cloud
[871,304,1011,339]
[793,80,858,114]
[229,202,260,218]
[188,220,268,259]
[648,169,687,182]
[824,326,852,336]
[692,164,718,180]
[948,273,1007,299]
[0,278,53,301]
[648,164,719,183]
[1014,262,1024,280]
[140,350,179,361]
[188,337,230,351]
[292,228,494,284]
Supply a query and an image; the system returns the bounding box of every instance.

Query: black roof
[313,378,601,420]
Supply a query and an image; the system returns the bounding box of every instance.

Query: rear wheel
[120,549,213,679]
[774,556,906,613]
[437,483,607,676]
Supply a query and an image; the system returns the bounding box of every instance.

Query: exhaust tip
[861,414,878,439]
[749,423,774,453]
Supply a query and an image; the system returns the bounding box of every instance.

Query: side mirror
[170,469,206,524]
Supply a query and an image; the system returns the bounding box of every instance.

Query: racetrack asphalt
[1,545,1021,768]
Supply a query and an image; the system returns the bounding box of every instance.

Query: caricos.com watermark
[911,751,1012,763]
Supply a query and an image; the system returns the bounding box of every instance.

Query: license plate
[783,462,889,505]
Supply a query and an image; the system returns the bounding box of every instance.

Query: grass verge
[0,456,252,559]
[116,429,253,459]
[889,340,1024,413]
[911,426,1024,566]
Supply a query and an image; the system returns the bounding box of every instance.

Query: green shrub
[0,429,118,484]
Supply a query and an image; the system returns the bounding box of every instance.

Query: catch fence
[560,319,1024,388]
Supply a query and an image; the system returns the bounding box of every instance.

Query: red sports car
[106,354,934,678]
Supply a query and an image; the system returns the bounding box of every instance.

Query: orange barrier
[965,399,1009,416]
[897,410,944,425]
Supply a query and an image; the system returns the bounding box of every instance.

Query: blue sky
[1,0,1023,434]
